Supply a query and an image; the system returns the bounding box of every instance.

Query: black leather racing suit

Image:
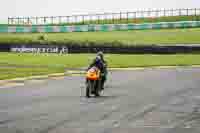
[87,56,106,90]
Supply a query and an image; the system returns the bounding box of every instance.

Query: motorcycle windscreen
[86,67,100,80]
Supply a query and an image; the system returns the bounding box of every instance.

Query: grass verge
[1,28,200,46]
[0,53,200,79]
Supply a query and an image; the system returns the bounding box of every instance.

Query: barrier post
[134,12,136,23]
[82,15,85,24]
[120,12,122,22]
[127,12,129,23]
[36,17,38,25]
[59,16,62,24]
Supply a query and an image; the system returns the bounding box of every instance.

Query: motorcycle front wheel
[86,80,95,98]
[94,79,101,97]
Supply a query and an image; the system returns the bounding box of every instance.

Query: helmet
[95,55,101,62]
[97,51,104,60]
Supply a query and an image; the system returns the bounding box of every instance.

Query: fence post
[134,12,136,23]
[120,12,122,22]
[194,8,197,21]
[10,17,12,25]
[112,13,114,24]
[127,12,129,23]
[171,9,173,16]
[148,10,151,23]
[156,10,159,22]
[43,17,45,25]
[8,17,10,25]
[59,16,61,25]
[27,17,29,25]
[10,18,12,25]
[164,9,166,17]
[105,13,108,24]
[151,10,155,23]
[51,16,54,25]
[13,18,15,25]
[75,16,77,24]
[97,15,100,24]
[18,17,20,25]
[67,16,70,24]
[141,11,143,23]
[82,15,85,25]
[22,17,25,25]
[36,17,38,25]
[89,15,92,24]
[72,16,74,24]
[179,9,181,16]
[21,18,22,25]
[25,17,27,25]
[186,8,189,16]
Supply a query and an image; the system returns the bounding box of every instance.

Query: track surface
[0,68,200,133]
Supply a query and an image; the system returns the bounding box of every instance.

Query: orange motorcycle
[85,66,103,98]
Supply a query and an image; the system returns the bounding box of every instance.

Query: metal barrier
[2,43,200,54]
[8,8,200,25]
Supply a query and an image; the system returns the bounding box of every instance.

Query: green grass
[0,53,200,79]
[0,53,90,68]
[1,53,200,68]
[1,28,200,45]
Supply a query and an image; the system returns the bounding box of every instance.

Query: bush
[38,35,46,41]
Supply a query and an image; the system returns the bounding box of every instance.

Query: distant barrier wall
[1,44,200,54]
[1,21,200,33]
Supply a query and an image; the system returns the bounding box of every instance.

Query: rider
[96,51,107,90]
[87,51,107,90]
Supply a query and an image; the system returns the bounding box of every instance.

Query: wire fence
[8,8,200,25]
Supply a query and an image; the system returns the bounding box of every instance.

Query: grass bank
[0,28,200,46]
[0,53,200,79]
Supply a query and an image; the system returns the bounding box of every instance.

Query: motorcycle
[85,66,103,98]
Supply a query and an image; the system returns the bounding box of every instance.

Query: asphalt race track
[0,68,200,133]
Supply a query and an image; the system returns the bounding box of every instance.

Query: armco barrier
[1,43,200,54]
[1,21,200,33]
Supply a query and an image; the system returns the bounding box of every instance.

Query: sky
[0,0,198,23]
